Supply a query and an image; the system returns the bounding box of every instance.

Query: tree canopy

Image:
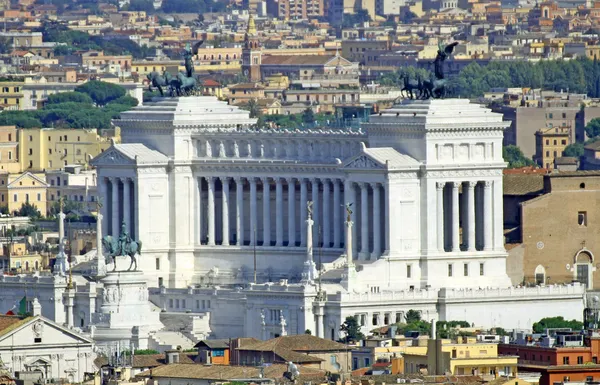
[532,316,583,333]
[377,58,600,98]
[75,81,127,106]
[585,118,600,139]
[503,145,535,169]
[563,143,584,157]
[340,316,364,343]
[0,82,135,129]
[160,0,227,13]
[15,202,42,219]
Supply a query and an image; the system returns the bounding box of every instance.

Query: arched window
[534,265,546,285]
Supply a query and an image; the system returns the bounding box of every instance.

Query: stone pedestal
[91,258,163,351]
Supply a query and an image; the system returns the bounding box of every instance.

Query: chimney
[32,298,42,317]
[165,350,180,364]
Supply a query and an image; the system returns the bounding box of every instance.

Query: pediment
[342,155,385,170]
[90,147,135,167]
[7,172,48,188]
[0,316,93,346]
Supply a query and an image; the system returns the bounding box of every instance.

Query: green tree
[15,202,41,219]
[243,99,261,119]
[75,81,126,106]
[405,309,421,323]
[503,145,535,168]
[400,11,417,23]
[0,37,12,54]
[585,118,600,139]
[305,329,312,335]
[563,143,584,157]
[127,0,155,12]
[302,108,315,124]
[46,92,93,105]
[532,316,583,333]
[340,316,364,343]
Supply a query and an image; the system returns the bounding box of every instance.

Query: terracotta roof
[201,79,221,87]
[0,315,30,337]
[136,363,326,380]
[503,174,545,196]
[237,335,352,353]
[95,353,198,369]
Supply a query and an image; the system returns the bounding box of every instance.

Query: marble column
[99,177,108,238]
[311,178,320,244]
[333,179,341,248]
[207,177,216,246]
[287,178,296,247]
[276,178,284,247]
[300,179,308,247]
[250,178,258,246]
[122,177,130,233]
[467,181,476,252]
[262,177,271,246]
[359,183,369,258]
[343,180,354,251]
[484,181,493,251]
[322,179,331,248]
[235,177,244,246]
[222,177,230,246]
[452,182,460,252]
[111,177,119,236]
[372,183,381,258]
[436,182,445,252]
[196,177,202,245]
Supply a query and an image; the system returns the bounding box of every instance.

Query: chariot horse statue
[102,221,142,271]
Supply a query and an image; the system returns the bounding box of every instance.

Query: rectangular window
[155,258,160,270]
[182,299,186,309]
[207,300,210,308]
[175,299,180,308]
[37,193,40,201]
[34,337,42,343]
[480,263,484,276]
[448,264,453,277]
[360,314,366,326]
[158,277,163,287]
[196,300,200,308]
[13,194,16,202]
[578,356,584,364]
[372,313,379,326]
[407,264,412,278]
[464,263,469,276]
[579,211,588,226]
[563,357,570,365]
[562,140,567,145]
[169,298,173,308]
[384,313,390,325]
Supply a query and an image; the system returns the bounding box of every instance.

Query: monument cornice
[190,162,345,174]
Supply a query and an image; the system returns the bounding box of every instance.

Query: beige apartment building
[0,126,19,173]
[18,128,113,172]
[533,126,570,169]
[0,171,48,214]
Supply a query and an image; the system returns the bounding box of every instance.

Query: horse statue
[147,71,173,96]
[172,72,197,96]
[401,73,420,99]
[102,221,143,271]
[429,41,459,99]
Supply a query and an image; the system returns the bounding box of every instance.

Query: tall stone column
[436,182,445,252]
[301,205,317,283]
[484,181,493,251]
[359,183,369,258]
[467,181,476,252]
[311,179,320,243]
[207,177,216,246]
[262,177,271,246]
[333,179,341,248]
[96,212,106,277]
[300,179,308,247]
[250,178,258,246]
[122,177,130,233]
[322,179,331,248]
[235,177,244,246]
[452,182,460,252]
[111,177,119,236]
[287,178,296,247]
[372,183,381,258]
[343,180,355,251]
[99,177,108,238]
[276,178,284,247]
[196,177,202,245]
[222,177,230,246]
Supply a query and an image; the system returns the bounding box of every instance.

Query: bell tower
[242,13,262,82]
